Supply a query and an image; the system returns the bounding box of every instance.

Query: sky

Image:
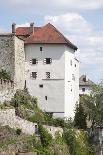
[0,0,103,83]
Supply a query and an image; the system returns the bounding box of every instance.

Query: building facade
[79,75,93,95]
[16,23,79,118]
[0,22,79,118]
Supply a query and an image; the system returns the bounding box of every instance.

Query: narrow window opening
[39,84,43,88]
[40,47,43,51]
[45,96,47,100]
[82,88,85,92]
[70,60,72,66]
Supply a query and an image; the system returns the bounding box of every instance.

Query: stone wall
[0,109,38,135]
[43,125,63,138]
[0,79,15,103]
[0,34,15,80]
[14,36,25,90]
[0,34,25,102]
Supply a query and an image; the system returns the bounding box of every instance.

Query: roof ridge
[45,23,77,50]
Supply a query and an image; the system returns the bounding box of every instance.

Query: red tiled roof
[16,23,77,50]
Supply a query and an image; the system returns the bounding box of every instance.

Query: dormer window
[44,58,52,64]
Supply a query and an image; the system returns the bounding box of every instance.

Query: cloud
[16,23,30,27]
[44,13,103,82]
[45,13,91,35]
[0,0,103,16]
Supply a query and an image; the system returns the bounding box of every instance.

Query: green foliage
[64,128,94,155]
[0,69,11,80]
[81,84,103,128]
[74,102,87,129]
[38,125,52,147]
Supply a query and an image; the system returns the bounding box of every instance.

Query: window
[72,74,75,81]
[44,58,52,64]
[39,84,43,88]
[45,96,47,100]
[40,47,43,51]
[70,60,72,66]
[83,77,86,82]
[30,58,38,65]
[82,88,85,92]
[46,72,50,79]
[30,72,37,79]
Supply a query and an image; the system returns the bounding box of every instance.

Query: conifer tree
[74,102,87,130]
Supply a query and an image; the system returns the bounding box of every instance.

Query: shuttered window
[30,59,38,65]
[46,72,50,79]
[44,58,52,64]
[30,72,37,79]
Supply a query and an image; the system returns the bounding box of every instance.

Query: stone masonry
[0,109,38,135]
[0,34,25,103]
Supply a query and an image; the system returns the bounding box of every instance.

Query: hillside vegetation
[0,88,95,155]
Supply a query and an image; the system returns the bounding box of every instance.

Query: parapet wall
[0,79,15,103]
[0,108,38,135]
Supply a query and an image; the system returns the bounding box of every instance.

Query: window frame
[44,58,52,64]
[82,88,85,92]
[30,58,38,65]
[46,72,50,79]
[30,72,37,79]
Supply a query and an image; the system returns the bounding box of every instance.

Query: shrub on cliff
[38,125,52,147]
[0,69,11,80]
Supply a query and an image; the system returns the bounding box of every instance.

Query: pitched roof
[16,23,77,50]
[79,75,94,86]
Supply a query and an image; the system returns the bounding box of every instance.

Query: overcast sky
[0,0,103,83]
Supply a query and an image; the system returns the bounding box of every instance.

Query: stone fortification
[0,79,15,103]
[0,34,25,103]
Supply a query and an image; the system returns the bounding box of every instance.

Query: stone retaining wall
[0,109,37,135]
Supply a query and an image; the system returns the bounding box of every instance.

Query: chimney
[12,23,16,34]
[30,22,34,34]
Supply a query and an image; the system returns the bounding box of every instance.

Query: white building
[79,75,93,95]
[16,23,79,118]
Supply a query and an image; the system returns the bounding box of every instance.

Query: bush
[0,69,11,80]
[38,125,52,147]
[64,129,95,155]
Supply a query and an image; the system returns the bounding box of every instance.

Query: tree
[74,102,87,130]
[81,84,103,129]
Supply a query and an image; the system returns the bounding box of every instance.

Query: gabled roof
[16,23,77,50]
[79,75,94,86]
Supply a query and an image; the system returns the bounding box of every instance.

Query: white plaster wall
[64,47,79,118]
[79,86,91,95]
[74,59,79,105]
[25,44,65,116]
